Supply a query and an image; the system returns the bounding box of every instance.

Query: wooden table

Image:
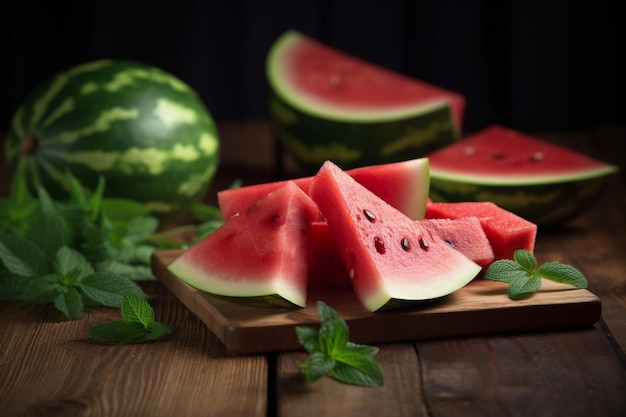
[1,122,625,417]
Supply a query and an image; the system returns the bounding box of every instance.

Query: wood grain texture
[153,250,601,354]
[0,283,268,417]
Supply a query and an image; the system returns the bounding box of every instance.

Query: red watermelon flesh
[425,201,537,261]
[218,157,430,220]
[421,217,495,268]
[428,125,617,181]
[167,181,322,307]
[309,160,481,312]
[307,221,351,288]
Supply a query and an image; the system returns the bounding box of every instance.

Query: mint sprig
[87,293,171,344]
[484,249,588,299]
[296,301,384,387]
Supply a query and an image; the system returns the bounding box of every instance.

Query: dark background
[1,0,624,135]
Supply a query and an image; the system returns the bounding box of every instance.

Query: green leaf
[26,187,71,257]
[485,249,590,300]
[329,352,384,387]
[295,326,320,354]
[121,293,154,327]
[513,249,537,272]
[0,233,51,277]
[54,286,84,320]
[508,275,543,299]
[299,351,335,383]
[80,272,148,308]
[87,296,171,345]
[296,301,384,387]
[483,260,528,283]
[537,261,588,288]
[87,321,149,345]
[55,247,94,283]
[101,198,151,221]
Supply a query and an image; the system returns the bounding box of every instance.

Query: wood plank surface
[152,249,601,354]
[0,283,268,417]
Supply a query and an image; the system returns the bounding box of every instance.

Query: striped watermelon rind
[266,30,463,174]
[5,59,220,219]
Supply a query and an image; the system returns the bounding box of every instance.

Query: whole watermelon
[5,59,220,219]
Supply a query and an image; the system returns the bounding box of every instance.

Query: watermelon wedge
[428,125,619,226]
[218,157,430,220]
[266,30,465,173]
[167,182,321,307]
[309,161,481,312]
[425,201,537,261]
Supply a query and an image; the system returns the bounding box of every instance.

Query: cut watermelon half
[168,182,321,307]
[266,30,465,172]
[309,160,481,312]
[218,157,430,220]
[428,125,619,225]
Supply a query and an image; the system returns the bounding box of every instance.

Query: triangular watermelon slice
[309,161,481,312]
[167,181,321,307]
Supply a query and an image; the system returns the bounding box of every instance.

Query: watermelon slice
[167,182,321,307]
[425,201,537,261]
[266,30,465,173]
[309,160,481,312]
[428,125,619,226]
[421,217,495,268]
[218,157,430,220]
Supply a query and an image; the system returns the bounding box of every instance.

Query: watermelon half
[309,161,481,312]
[168,182,321,308]
[428,125,619,226]
[266,30,465,173]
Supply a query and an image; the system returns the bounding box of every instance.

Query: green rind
[5,59,220,218]
[269,91,457,173]
[429,173,618,226]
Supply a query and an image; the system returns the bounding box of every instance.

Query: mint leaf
[87,321,149,345]
[87,293,171,344]
[80,272,148,308]
[483,259,527,283]
[0,233,51,277]
[55,247,94,283]
[484,249,589,300]
[121,293,154,327]
[54,287,84,320]
[537,261,588,288]
[296,301,384,387]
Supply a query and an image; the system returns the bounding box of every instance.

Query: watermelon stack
[168,159,536,312]
[5,59,220,219]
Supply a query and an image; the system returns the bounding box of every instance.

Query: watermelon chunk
[309,161,481,312]
[168,181,321,307]
[218,157,430,220]
[421,217,495,268]
[425,201,537,261]
[428,125,619,226]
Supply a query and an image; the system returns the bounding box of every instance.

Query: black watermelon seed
[401,237,411,251]
[363,209,376,222]
[418,236,429,250]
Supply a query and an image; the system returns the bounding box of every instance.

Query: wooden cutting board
[151,250,601,354]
